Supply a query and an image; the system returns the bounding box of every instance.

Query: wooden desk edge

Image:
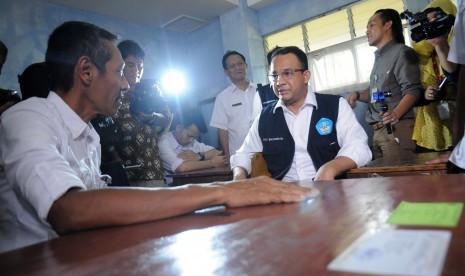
[348,163,446,174]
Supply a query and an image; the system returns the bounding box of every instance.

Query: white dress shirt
[159,131,214,172]
[450,138,465,169]
[448,0,464,64]
[210,82,261,155]
[0,92,105,252]
[448,0,465,168]
[230,89,372,182]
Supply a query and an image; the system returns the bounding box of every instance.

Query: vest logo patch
[315,118,333,135]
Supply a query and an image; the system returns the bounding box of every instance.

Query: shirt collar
[167,131,182,149]
[273,88,316,114]
[47,91,92,140]
[231,81,255,94]
[375,39,397,58]
[168,131,196,151]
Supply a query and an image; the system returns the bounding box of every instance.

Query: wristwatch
[198,152,205,161]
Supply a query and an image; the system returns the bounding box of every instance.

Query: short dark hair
[0,40,8,75]
[45,21,117,93]
[222,50,246,70]
[174,107,207,134]
[266,46,282,66]
[18,62,50,100]
[117,40,145,60]
[0,40,7,60]
[375,9,405,44]
[271,46,308,71]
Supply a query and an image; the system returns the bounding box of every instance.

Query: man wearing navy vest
[231,46,372,181]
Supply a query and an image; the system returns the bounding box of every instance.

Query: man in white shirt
[210,51,262,159]
[159,108,228,184]
[0,21,314,253]
[231,46,372,181]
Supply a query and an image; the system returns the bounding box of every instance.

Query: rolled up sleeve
[230,115,263,174]
[335,98,372,167]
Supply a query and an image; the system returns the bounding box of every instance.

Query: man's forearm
[232,166,247,180]
[48,185,224,235]
[218,129,230,157]
[393,93,418,118]
[314,156,356,181]
[48,176,313,235]
[176,160,214,173]
[357,90,370,103]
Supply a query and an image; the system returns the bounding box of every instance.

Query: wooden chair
[250,153,271,178]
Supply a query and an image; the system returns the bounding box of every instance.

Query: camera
[400,7,455,42]
[0,88,21,107]
[130,79,167,116]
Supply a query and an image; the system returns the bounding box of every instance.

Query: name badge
[370,87,378,103]
[232,102,242,107]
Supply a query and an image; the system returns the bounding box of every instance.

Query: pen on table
[194,205,227,214]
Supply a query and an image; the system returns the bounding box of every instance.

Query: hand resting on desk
[48,176,314,235]
[211,176,316,208]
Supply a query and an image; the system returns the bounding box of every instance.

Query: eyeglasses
[268,69,305,82]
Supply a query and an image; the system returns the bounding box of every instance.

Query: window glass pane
[305,10,351,51]
[265,25,305,52]
[352,0,405,38]
[354,37,376,83]
[309,42,356,91]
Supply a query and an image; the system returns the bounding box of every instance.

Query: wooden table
[347,151,448,178]
[1,174,465,275]
[167,166,233,186]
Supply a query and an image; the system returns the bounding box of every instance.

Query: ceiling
[48,0,282,34]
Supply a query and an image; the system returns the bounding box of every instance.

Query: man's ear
[384,20,393,31]
[76,56,94,86]
[304,70,311,84]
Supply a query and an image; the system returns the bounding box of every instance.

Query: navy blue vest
[258,93,341,180]
[256,83,279,107]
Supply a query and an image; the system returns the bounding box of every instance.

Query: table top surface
[1,174,465,275]
[166,165,232,178]
[348,151,448,173]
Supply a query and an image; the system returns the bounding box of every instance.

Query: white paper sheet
[327,229,451,276]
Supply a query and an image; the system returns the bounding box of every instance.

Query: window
[264,0,408,95]
[351,0,404,38]
[265,25,305,51]
[305,10,351,51]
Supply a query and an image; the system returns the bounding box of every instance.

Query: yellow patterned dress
[412,0,457,151]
